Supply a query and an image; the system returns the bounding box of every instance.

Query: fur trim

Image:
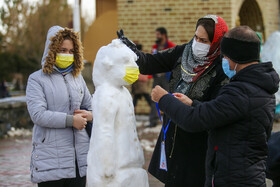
[43,28,84,77]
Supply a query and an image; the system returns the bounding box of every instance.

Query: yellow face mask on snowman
[123,66,140,84]
[56,53,74,69]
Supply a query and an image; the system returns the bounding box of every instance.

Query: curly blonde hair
[43,28,84,77]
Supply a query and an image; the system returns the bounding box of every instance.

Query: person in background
[118,15,228,186]
[26,26,92,187]
[149,27,175,127]
[0,80,9,98]
[132,73,152,107]
[151,26,279,187]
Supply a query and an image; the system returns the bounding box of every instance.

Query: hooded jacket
[158,62,279,187]
[26,26,92,183]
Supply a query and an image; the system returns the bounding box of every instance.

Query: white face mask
[192,38,211,58]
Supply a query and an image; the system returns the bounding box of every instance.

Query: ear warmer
[221,37,260,64]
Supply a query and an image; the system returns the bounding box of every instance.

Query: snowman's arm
[94,94,118,178]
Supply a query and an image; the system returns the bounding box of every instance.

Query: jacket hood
[42,25,84,77]
[232,62,279,94]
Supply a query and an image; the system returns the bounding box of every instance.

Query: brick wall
[117,0,232,53]
[117,0,278,52]
[232,0,279,40]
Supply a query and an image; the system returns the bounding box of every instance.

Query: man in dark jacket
[151,26,280,187]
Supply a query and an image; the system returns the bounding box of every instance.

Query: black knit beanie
[221,37,260,64]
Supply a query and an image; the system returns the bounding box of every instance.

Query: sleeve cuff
[66,115,73,127]
[192,100,201,107]
[158,94,174,111]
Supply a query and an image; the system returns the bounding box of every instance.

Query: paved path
[0,115,164,187]
[0,138,36,187]
[0,119,279,187]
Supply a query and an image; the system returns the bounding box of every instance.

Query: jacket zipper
[63,75,77,173]
[169,124,177,158]
[169,64,216,159]
[212,158,218,187]
[212,174,215,187]
[72,127,77,175]
[63,76,72,111]
[212,147,218,187]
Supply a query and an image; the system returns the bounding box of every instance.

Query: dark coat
[136,43,228,186]
[158,62,279,187]
[266,131,280,182]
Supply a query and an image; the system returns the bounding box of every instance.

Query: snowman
[87,39,149,187]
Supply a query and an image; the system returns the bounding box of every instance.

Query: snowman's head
[92,39,139,87]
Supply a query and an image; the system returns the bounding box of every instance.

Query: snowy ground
[0,96,26,103]
[0,116,279,186]
[0,115,164,187]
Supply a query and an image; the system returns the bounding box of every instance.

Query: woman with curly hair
[26,26,92,187]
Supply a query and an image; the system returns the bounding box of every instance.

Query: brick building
[84,0,279,58]
[83,0,279,113]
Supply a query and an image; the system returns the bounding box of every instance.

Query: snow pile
[140,139,157,152]
[87,39,148,187]
[261,31,280,104]
[6,127,32,138]
[0,96,26,103]
[134,115,161,152]
[142,125,162,134]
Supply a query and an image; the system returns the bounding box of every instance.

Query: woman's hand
[173,93,193,106]
[151,85,168,103]
[73,114,87,130]
[74,110,93,122]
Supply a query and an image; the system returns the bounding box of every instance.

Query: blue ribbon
[155,93,174,141]
[162,119,171,141]
[155,102,162,122]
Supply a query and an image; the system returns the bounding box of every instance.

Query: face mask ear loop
[234,63,238,71]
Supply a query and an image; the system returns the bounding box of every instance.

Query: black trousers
[38,163,86,187]
[133,93,152,107]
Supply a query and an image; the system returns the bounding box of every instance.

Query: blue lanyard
[162,119,171,141]
[155,102,162,122]
[155,93,173,141]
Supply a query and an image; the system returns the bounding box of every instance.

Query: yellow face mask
[123,66,140,84]
[56,53,74,69]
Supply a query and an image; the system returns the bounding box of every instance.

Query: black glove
[117,29,137,52]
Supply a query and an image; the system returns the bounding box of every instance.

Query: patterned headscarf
[181,15,228,83]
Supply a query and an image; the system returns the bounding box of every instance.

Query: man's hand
[73,114,87,130]
[117,29,137,52]
[74,110,93,122]
[173,93,193,106]
[151,85,168,103]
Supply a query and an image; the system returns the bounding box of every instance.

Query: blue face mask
[222,58,237,79]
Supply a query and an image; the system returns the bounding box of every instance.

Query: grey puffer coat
[26,26,92,183]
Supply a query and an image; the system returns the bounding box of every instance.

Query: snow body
[87,39,148,187]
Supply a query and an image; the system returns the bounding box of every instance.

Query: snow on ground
[0,96,26,103]
[136,115,161,152]
[5,127,32,138]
